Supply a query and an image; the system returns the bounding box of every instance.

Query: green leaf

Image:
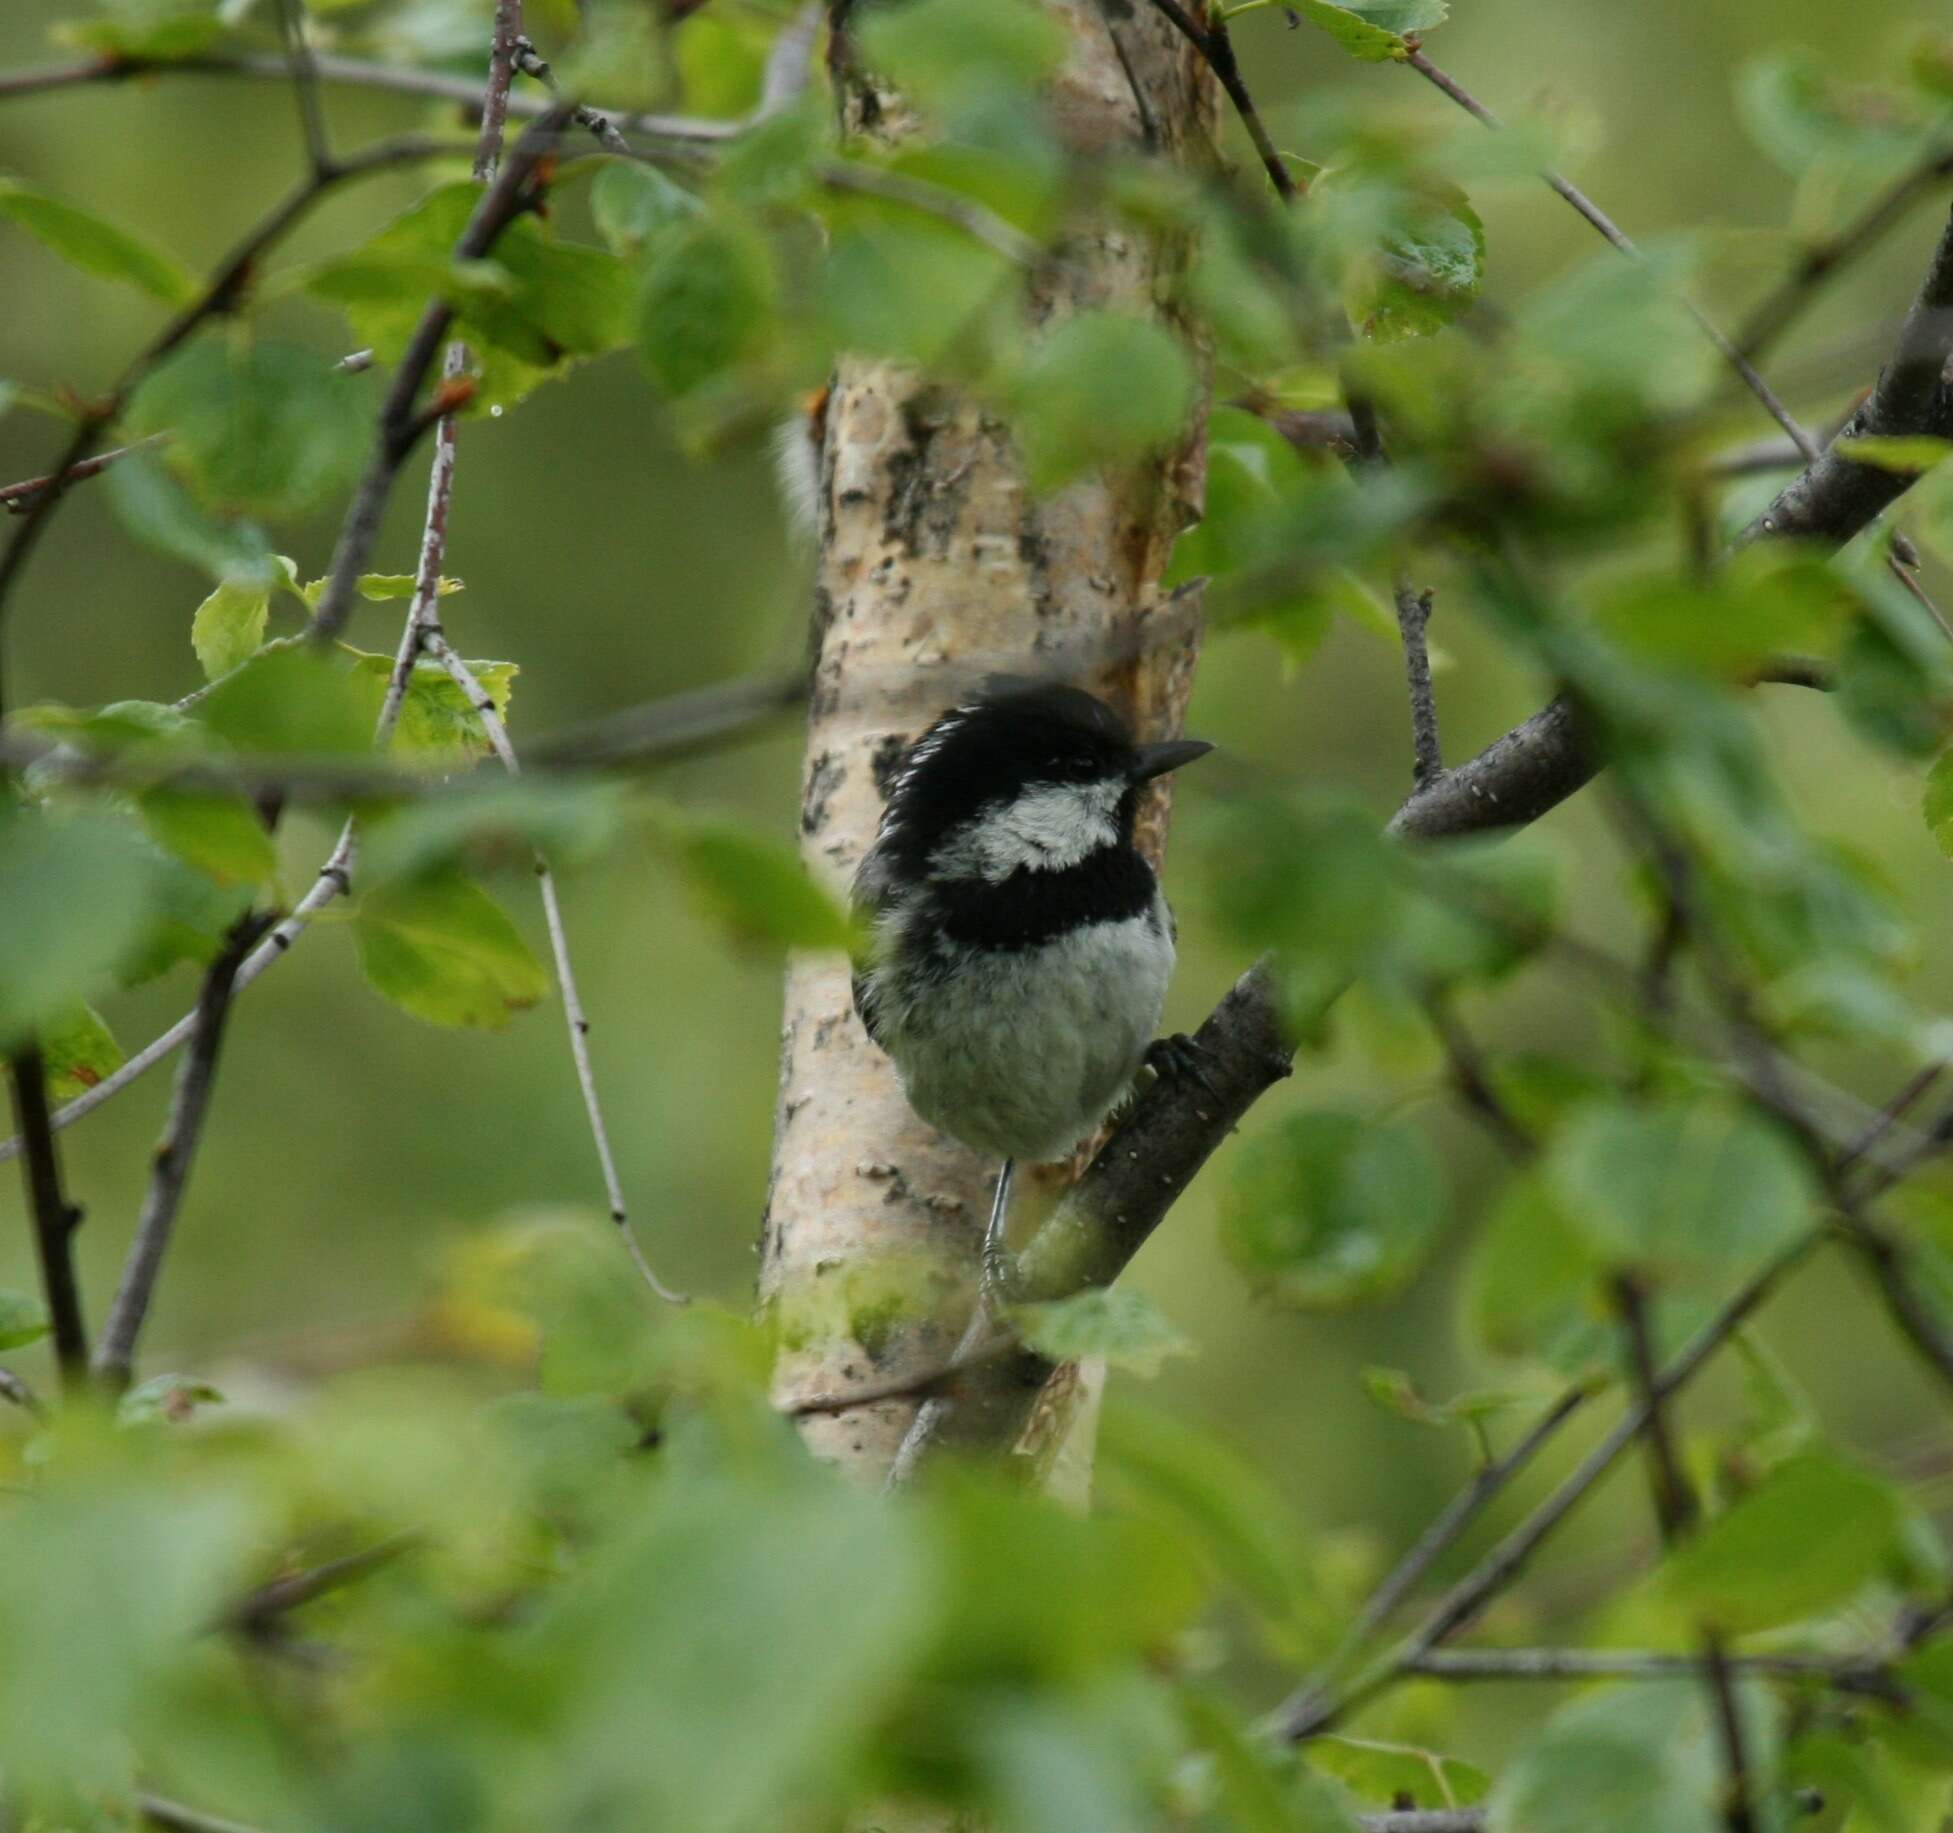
[104,448,274,583]
[51,0,224,60]
[345,649,517,761]
[1361,1367,1538,1435]
[36,1002,125,1101]
[859,0,1069,117]
[126,337,369,521]
[591,160,701,252]
[657,814,854,953]
[1738,50,1930,179]
[361,780,629,886]
[354,870,549,1030]
[1097,1402,1328,1656]
[635,217,777,399]
[1292,0,1447,62]
[1222,1111,1445,1308]
[0,178,196,304]
[1836,435,1953,474]
[818,212,1013,368]
[190,576,271,681]
[0,1290,50,1352]
[0,806,159,1045]
[1463,1172,1613,1379]
[137,789,277,887]
[1925,748,1953,856]
[1354,186,1484,341]
[1011,311,1197,490]
[195,645,373,756]
[1310,1735,1489,1809]
[1487,1683,1748,1833]
[1658,1453,1903,1635]
[351,572,464,603]
[1008,1288,1195,1377]
[1545,1096,1815,1276]
[536,1472,936,1833]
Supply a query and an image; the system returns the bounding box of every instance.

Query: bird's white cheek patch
[933,780,1124,880]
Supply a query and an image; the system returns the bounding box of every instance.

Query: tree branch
[1271,1226,1826,1742]
[1402,46,1817,460]
[1612,1269,1698,1544]
[4,1046,88,1388]
[1145,0,1301,203]
[93,911,275,1389]
[1742,204,1953,544]
[276,0,332,178]
[1395,582,1442,788]
[1735,151,1953,367]
[1704,1634,1760,1833]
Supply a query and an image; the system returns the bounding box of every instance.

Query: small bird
[851,679,1214,1289]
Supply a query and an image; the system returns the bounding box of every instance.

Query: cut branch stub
[761,0,1218,1477]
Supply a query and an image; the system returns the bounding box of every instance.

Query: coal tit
[851,681,1213,1284]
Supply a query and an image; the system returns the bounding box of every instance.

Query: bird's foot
[1145,1033,1221,1100]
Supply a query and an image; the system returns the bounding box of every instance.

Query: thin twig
[93,911,276,1388]
[511,34,632,155]
[276,0,332,177]
[1146,0,1301,203]
[222,1531,421,1638]
[5,1046,88,1389]
[1402,47,1817,461]
[1272,1226,1825,1742]
[1704,1634,1760,1833]
[1735,150,1953,366]
[1612,1269,1697,1545]
[136,1794,264,1833]
[0,433,171,513]
[1394,582,1442,788]
[1407,1646,1890,1690]
[422,629,688,1304]
[0,1368,42,1416]
[304,105,569,648]
[1424,996,1536,1159]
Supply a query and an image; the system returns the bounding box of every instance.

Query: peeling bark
[761,0,1218,1480]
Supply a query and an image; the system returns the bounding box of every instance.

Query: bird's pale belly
[889,909,1175,1163]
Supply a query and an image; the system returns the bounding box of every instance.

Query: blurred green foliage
[7,0,1953,1825]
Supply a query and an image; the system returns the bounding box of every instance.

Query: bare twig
[0,433,171,514]
[1394,583,1442,788]
[1704,1635,1760,1833]
[1145,0,1302,203]
[1402,47,1817,461]
[1613,1269,1697,1544]
[0,1367,42,1416]
[1744,205,1953,544]
[421,629,688,1304]
[5,1046,88,1388]
[276,0,332,177]
[511,34,632,155]
[1272,1226,1826,1742]
[1407,1646,1890,1690]
[94,911,276,1388]
[1425,996,1536,1159]
[136,1794,264,1833]
[1736,150,1953,366]
[223,1530,421,1639]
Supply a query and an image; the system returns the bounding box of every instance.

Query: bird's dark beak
[1128,738,1214,784]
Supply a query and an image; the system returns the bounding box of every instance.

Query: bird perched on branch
[850,680,1213,1291]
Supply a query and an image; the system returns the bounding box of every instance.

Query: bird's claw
[1145,1033,1221,1100]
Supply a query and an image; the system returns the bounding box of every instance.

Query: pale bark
[760,1,1218,1480]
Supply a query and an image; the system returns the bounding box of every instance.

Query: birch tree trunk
[760,1,1219,1483]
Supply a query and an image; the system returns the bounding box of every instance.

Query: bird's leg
[1145,1032,1221,1099]
[981,1158,1017,1306]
